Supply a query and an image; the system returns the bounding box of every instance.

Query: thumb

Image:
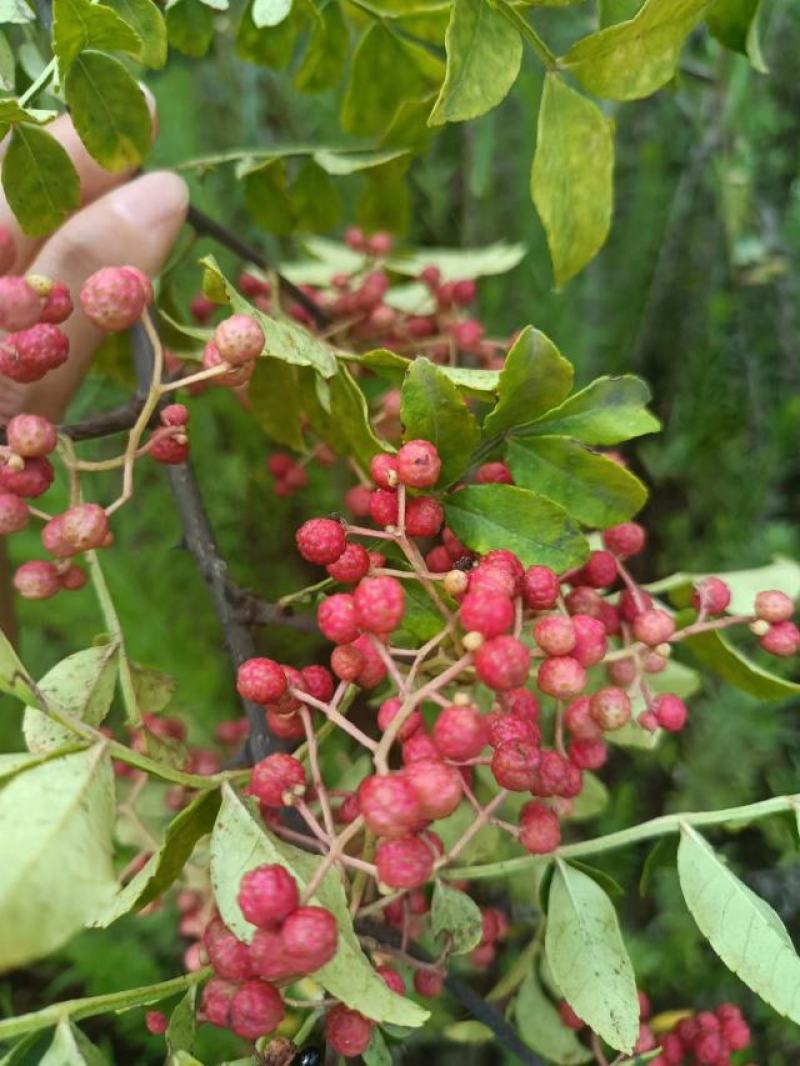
[9,170,189,422]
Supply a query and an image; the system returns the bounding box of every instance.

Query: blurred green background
[2,0,800,1061]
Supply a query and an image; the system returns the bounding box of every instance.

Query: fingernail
[109,170,189,228]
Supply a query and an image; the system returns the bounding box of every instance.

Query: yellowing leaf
[532,74,614,286]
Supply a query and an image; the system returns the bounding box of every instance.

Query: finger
[0,92,157,275]
[6,170,188,422]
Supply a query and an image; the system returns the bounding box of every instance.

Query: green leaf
[532,74,614,286]
[355,348,500,399]
[52,0,142,73]
[514,967,593,1064]
[428,0,522,125]
[92,788,221,926]
[444,484,589,571]
[430,880,484,954]
[252,0,291,26]
[561,0,711,101]
[40,1021,107,1066]
[130,662,176,714]
[0,751,73,782]
[678,825,800,1023]
[298,364,387,469]
[0,626,38,705]
[0,745,116,971]
[342,22,444,137]
[388,241,526,280]
[243,158,295,235]
[65,50,152,170]
[682,627,800,700]
[291,160,342,232]
[357,156,411,235]
[363,1028,393,1065]
[399,580,447,643]
[1,124,81,237]
[507,436,647,528]
[707,0,765,70]
[236,0,300,67]
[0,0,35,22]
[166,0,214,57]
[23,645,118,755]
[639,834,678,897]
[0,99,58,135]
[313,148,409,176]
[210,785,429,1027]
[248,360,305,450]
[400,357,480,484]
[599,0,645,24]
[200,255,338,378]
[166,987,197,1054]
[443,1020,493,1043]
[294,1,348,92]
[564,771,609,821]
[101,0,168,67]
[518,375,660,445]
[482,326,574,438]
[0,31,14,90]
[545,862,639,1053]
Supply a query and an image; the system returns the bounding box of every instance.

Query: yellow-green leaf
[167,0,214,57]
[706,0,766,72]
[294,0,347,92]
[561,0,711,101]
[532,74,614,286]
[65,51,152,170]
[518,375,660,445]
[428,0,522,125]
[101,0,168,68]
[1,124,80,236]
[514,967,593,1064]
[52,0,142,73]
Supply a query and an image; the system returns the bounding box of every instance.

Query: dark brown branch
[186,204,331,330]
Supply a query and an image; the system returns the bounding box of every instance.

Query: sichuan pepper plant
[0,241,798,1065]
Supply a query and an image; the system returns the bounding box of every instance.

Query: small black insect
[453,555,476,572]
[296,1047,323,1066]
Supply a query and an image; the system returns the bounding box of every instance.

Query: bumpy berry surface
[296,518,347,565]
[432,704,488,761]
[0,324,69,383]
[0,494,29,535]
[754,589,794,623]
[474,636,531,691]
[326,542,371,583]
[404,496,444,538]
[459,591,514,638]
[318,593,360,645]
[358,773,421,836]
[395,440,441,488]
[79,266,148,332]
[402,759,463,819]
[0,277,40,332]
[203,917,252,981]
[6,414,57,458]
[237,658,287,704]
[13,560,60,599]
[589,686,631,731]
[533,615,576,656]
[518,801,561,854]
[603,522,646,558]
[213,314,264,365]
[537,656,586,699]
[325,1005,374,1057]
[229,980,284,1040]
[375,834,434,888]
[237,864,299,927]
[250,754,306,807]
[353,576,405,634]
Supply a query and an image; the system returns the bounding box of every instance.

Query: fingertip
[108,170,189,230]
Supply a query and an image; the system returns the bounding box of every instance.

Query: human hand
[0,108,188,424]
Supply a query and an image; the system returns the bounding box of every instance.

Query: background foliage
[2,0,800,1061]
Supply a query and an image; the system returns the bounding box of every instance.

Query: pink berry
[39,281,73,325]
[452,279,476,304]
[603,522,646,558]
[558,1001,584,1030]
[468,563,516,598]
[451,319,484,350]
[325,1005,374,1058]
[396,440,441,488]
[266,709,304,740]
[203,340,255,387]
[145,1011,168,1035]
[474,636,531,691]
[239,271,271,298]
[229,980,284,1040]
[502,688,541,722]
[14,560,60,599]
[370,452,399,489]
[754,589,794,623]
[442,526,469,560]
[377,965,405,995]
[300,664,335,704]
[0,455,54,498]
[533,615,576,656]
[650,693,687,732]
[619,587,653,623]
[345,226,366,250]
[58,503,109,555]
[238,864,299,928]
[414,969,444,997]
[475,461,513,485]
[403,759,463,820]
[537,656,586,699]
[367,231,393,256]
[491,740,540,791]
[6,414,57,458]
[0,225,15,275]
[692,576,731,615]
[330,643,365,682]
[564,697,601,741]
[378,696,422,741]
[327,542,370,584]
[589,687,631,731]
[237,658,287,704]
[522,565,560,610]
[200,977,236,1028]
[571,613,608,666]
[296,518,346,565]
[760,620,800,657]
[281,906,338,971]
[203,917,252,981]
[149,430,189,465]
[518,801,561,854]
[531,750,578,797]
[404,496,444,538]
[358,773,421,837]
[569,737,607,770]
[0,493,29,534]
[345,484,372,518]
[0,277,40,331]
[250,753,305,807]
[486,711,539,748]
[459,591,514,639]
[402,730,440,765]
[213,314,264,365]
[581,550,618,588]
[369,488,399,527]
[0,324,69,383]
[375,835,434,889]
[482,549,524,592]
[318,593,360,644]
[80,266,148,331]
[248,927,295,982]
[351,633,387,688]
[432,704,489,761]
[354,576,405,634]
[633,609,675,646]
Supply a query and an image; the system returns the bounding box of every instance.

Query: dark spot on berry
[453,555,475,571]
